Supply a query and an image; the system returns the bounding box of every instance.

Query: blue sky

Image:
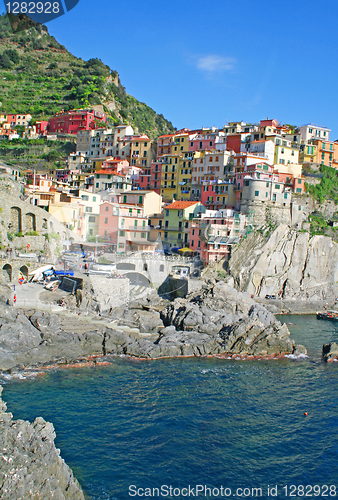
[45,0,338,138]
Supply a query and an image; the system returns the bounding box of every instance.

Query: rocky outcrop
[322,342,338,362]
[228,224,338,301]
[0,386,84,499]
[0,281,305,371]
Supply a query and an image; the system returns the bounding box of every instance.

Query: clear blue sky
[46,0,338,138]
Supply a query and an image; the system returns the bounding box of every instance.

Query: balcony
[119,226,150,232]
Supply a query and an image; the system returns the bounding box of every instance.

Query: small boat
[316,310,338,321]
[45,280,61,291]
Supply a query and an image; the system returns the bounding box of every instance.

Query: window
[166,210,169,217]
[105,206,109,211]
[104,218,108,224]
[123,195,127,203]
[139,196,143,204]
[85,207,93,212]
[245,180,250,186]
[298,178,302,184]
[298,205,302,211]
[134,220,138,227]
[141,232,146,238]
[192,228,195,236]
[191,240,194,247]
[275,184,280,189]
[89,216,96,222]
[96,183,99,188]
[296,188,302,193]
[160,265,164,272]
[255,191,259,197]
[119,231,125,236]
[143,221,146,227]
[164,232,168,239]
[178,233,182,240]
[284,193,288,199]
[89,229,93,235]
[93,196,96,202]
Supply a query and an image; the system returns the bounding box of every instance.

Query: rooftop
[165,200,200,210]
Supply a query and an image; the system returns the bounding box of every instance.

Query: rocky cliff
[228,224,338,300]
[0,386,84,499]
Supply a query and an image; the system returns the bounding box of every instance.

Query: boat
[316,310,338,321]
[45,280,61,291]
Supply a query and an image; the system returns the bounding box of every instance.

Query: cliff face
[228,224,338,300]
[0,386,85,499]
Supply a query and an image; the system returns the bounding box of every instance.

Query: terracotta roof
[96,169,125,176]
[165,200,199,210]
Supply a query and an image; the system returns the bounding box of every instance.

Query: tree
[0,53,12,69]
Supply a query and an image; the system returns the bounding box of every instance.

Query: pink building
[98,201,151,251]
[189,132,216,152]
[157,134,175,156]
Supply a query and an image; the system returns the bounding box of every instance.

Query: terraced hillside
[0,14,175,138]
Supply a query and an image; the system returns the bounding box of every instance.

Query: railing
[119,226,150,231]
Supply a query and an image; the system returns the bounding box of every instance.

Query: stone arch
[25,212,36,232]
[19,265,29,281]
[10,207,22,233]
[2,263,12,282]
[124,272,150,287]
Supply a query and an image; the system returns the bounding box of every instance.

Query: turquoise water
[3,315,338,499]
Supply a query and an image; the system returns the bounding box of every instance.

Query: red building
[35,120,48,136]
[148,160,162,194]
[48,109,106,135]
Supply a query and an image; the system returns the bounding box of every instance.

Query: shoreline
[0,349,311,382]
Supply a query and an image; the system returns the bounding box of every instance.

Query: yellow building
[299,143,317,164]
[273,137,299,165]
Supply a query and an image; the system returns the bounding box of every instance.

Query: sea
[2,314,338,500]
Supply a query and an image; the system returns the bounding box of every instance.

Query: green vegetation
[0,137,76,168]
[0,14,176,138]
[306,165,338,203]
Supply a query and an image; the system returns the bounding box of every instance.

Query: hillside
[0,13,176,138]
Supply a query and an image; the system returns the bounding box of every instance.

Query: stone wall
[240,200,292,227]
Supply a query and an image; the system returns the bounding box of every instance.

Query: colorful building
[48,109,106,135]
[162,200,205,250]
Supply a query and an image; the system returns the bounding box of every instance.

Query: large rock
[323,342,338,362]
[0,386,85,499]
[228,225,338,301]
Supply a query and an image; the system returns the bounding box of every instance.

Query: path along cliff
[228,224,338,301]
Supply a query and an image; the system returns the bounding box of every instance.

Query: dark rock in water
[0,386,85,499]
[323,342,338,362]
